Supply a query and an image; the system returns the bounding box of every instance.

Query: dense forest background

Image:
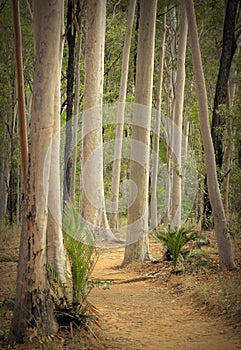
[0,0,241,346]
[0,0,240,227]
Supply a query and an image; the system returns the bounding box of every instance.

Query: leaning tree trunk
[185,0,236,270]
[109,0,136,231]
[123,0,157,265]
[9,0,63,343]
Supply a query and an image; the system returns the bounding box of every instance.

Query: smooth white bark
[82,0,117,242]
[10,1,63,341]
[185,0,236,270]
[150,10,167,229]
[171,1,188,228]
[109,0,136,232]
[47,1,66,282]
[123,0,157,264]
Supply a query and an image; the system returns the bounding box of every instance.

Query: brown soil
[0,227,241,350]
[89,239,241,350]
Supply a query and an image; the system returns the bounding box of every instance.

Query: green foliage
[89,278,113,290]
[62,201,98,304]
[184,248,210,270]
[152,225,197,270]
[47,202,100,330]
[227,213,241,240]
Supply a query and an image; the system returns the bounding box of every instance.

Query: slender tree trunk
[9,1,63,342]
[150,10,166,229]
[183,119,189,161]
[12,0,28,192]
[123,0,157,264]
[133,1,140,88]
[63,0,76,204]
[185,0,236,270]
[8,85,18,225]
[215,35,234,214]
[70,0,84,203]
[163,8,176,225]
[109,0,136,231]
[211,0,239,169]
[171,0,188,228]
[46,0,66,283]
[0,112,11,221]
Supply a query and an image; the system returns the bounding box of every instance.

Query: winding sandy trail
[89,246,241,350]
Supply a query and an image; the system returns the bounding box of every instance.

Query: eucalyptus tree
[109,0,136,231]
[123,0,157,264]
[185,0,236,270]
[9,0,64,342]
[46,0,66,282]
[211,0,240,170]
[162,6,177,224]
[81,0,117,242]
[63,0,76,204]
[12,0,28,191]
[150,8,166,229]
[0,1,23,222]
[170,0,188,228]
[70,0,84,203]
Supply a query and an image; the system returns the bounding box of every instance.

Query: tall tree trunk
[63,0,76,204]
[70,0,84,203]
[133,1,140,88]
[0,111,12,221]
[123,0,157,264]
[81,0,117,242]
[211,0,239,169]
[9,1,63,342]
[109,0,136,231]
[163,7,177,225]
[8,85,18,225]
[46,0,66,283]
[12,0,28,192]
[171,0,188,228]
[185,0,236,270]
[150,9,166,229]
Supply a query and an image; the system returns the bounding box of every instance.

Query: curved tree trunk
[123,0,157,264]
[185,0,236,270]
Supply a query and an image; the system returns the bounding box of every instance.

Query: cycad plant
[48,202,99,328]
[153,225,197,270]
[62,201,99,304]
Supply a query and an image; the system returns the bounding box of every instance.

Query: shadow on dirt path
[89,246,241,350]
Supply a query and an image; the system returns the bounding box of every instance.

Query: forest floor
[0,226,241,349]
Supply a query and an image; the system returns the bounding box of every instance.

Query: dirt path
[89,246,241,350]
